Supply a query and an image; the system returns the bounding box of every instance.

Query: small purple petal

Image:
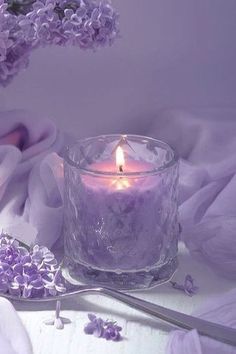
[0,281,9,293]
[88,313,96,322]
[93,326,103,338]
[22,285,33,298]
[170,274,198,297]
[12,263,23,274]
[21,255,32,264]
[103,327,121,341]
[170,281,185,291]
[9,283,21,296]
[30,278,44,290]
[14,274,27,286]
[0,262,10,271]
[84,322,97,335]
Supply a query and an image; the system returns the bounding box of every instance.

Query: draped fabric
[147,108,236,279]
[0,110,64,248]
[166,288,236,354]
[0,108,236,353]
[0,297,32,354]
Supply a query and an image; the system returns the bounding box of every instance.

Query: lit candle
[64,135,179,289]
[82,145,156,190]
[74,145,165,272]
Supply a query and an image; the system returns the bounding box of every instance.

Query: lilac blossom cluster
[170,274,198,297]
[84,313,122,341]
[0,233,66,298]
[0,0,119,85]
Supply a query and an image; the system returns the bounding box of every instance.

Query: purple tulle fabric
[166,288,236,354]
[147,108,236,353]
[148,108,236,280]
[182,216,236,279]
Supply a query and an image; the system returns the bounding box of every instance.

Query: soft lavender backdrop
[1,0,236,137]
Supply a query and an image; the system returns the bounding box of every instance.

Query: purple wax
[77,160,163,271]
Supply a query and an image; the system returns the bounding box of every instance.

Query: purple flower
[0,0,119,85]
[84,314,122,341]
[23,262,39,276]
[84,313,105,336]
[0,232,67,298]
[170,274,198,297]
[42,268,67,296]
[31,245,57,267]
[103,325,121,341]
[10,271,45,298]
[0,1,32,85]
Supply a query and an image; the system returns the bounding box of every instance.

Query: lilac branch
[0,233,67,298]
[0,0,119,85]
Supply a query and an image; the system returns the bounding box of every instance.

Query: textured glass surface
[64,135,180,290]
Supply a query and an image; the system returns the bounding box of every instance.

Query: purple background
[1,0,236,137]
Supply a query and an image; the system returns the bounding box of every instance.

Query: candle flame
[116,146,125,172]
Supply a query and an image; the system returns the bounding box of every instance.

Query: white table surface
[15,243,235,354]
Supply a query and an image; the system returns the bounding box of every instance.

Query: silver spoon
[2,239,236,346]
[3,279,236,346]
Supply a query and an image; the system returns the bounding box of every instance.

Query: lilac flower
[27,0,119,48]
[103,323,122,341]
[0,1,32,85]
[0,232,67,298]
[84,314,122,341]
[42,267,67,296]
[0,239,28,265]
[170,274,198,297]
[31,245,57,266]
[10,273,44,298]
[0,0,119,85]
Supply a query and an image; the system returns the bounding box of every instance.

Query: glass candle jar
[63,135,179,290]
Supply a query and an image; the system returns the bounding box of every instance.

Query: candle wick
[119,165,123,173]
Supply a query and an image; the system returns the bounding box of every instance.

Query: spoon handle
[99,287,236,346]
